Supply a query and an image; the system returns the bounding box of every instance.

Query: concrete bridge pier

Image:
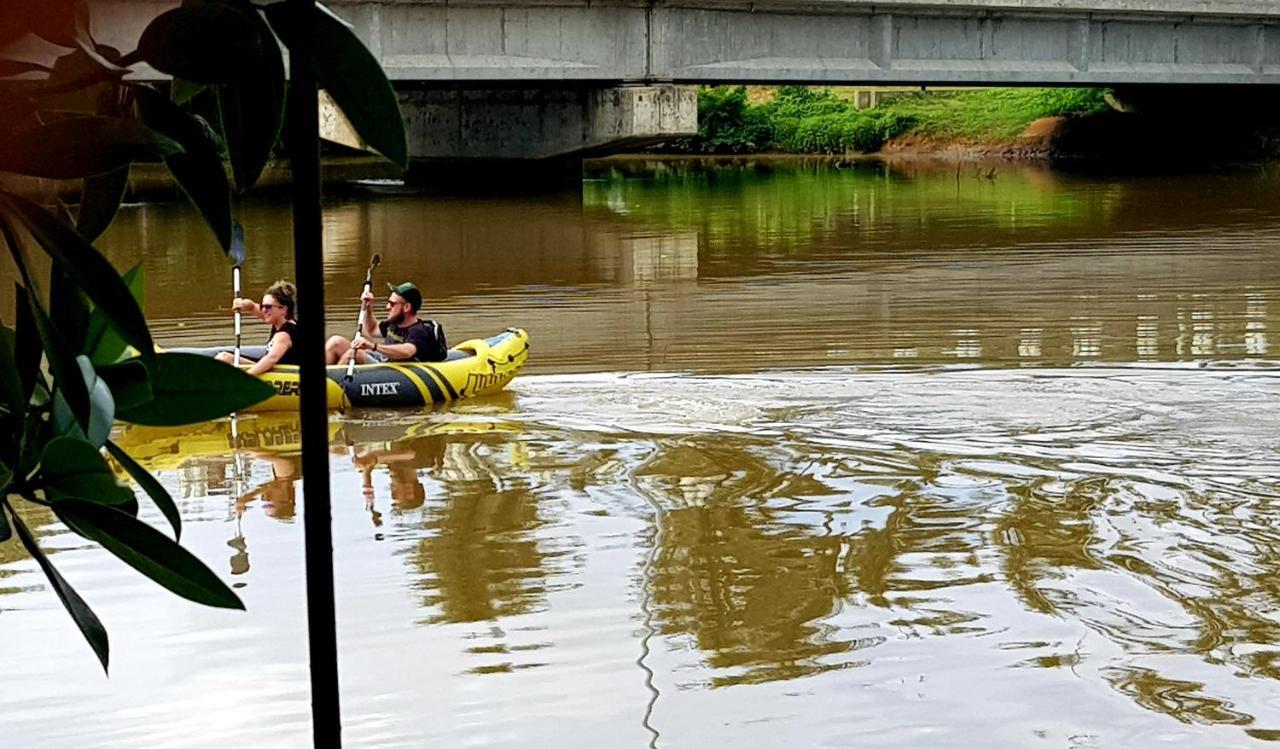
[322,84,698,185]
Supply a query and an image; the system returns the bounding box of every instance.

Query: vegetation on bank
[673,86,1112,155]
[0,0,405,685]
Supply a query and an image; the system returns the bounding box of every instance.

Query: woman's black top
[268,320,303,366]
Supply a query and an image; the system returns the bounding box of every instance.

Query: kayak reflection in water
[215,280,302,375]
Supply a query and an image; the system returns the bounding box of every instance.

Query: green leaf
[2,210,46,403]
[77,165,130,243]
[16,405,47,482]
[8,505,110,672]
[84,263,145,365]
[13,284,42,403]
[138,4,264,84]
[0,326,25,431]
[50,356,114,446]
[0,116,183,179]
[41,436,133,505]
[95,358,153,412]
[0,193,154,360]
[50,268,90,356]
[135,87,232,250]
[265,2,405,167]
[0,16,23,48]
[216,6,285,194]
[12,0,91,49]
[0,59,53,77]
[117,353,274,426]
[80,355,114,447]
[53,499,243,609]
[106,440,181,541]
[41,48,122,116]
[73,39,128,77]
[170,78,207,105]
[22,277,91,431]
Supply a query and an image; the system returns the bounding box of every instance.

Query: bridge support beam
[399,85,696,160]
[321,84,696,184]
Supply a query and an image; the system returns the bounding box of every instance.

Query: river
[2,158,1279,747]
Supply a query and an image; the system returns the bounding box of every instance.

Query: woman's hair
[265,280,297,320]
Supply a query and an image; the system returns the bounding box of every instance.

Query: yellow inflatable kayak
[176,328,528,411]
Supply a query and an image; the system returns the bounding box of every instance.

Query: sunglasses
[386,299,403,307]
[261,303,277,311]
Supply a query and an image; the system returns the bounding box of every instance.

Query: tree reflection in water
[634,441,863,686]
[341,418,552,626]
[104,375,1280,734]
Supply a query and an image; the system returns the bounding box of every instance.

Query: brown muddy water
[2,159,1280,747]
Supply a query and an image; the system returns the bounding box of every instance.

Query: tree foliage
[674,86,915,155]
[0,0,406,672]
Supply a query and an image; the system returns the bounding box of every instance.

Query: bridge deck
[92,0,1280,85]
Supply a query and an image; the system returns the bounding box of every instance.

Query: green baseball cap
[386,282,422,312]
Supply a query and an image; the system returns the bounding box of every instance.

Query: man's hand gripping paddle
[344,253,381,382]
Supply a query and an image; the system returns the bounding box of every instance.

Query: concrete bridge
[88,0,1280,167]
[321,0,1280,86]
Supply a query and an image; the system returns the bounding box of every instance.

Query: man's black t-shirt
[379,319,448,362]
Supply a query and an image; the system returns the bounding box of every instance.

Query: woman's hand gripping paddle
[230,224,247,366]
[344,253,381,382]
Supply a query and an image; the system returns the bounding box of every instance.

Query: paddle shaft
[344,260,379,381]
[230,265,243,476]
[232,266,243,367]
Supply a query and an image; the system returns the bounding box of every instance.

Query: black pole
[287,0,342,744]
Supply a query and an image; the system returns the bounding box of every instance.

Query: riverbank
[0,155,404,205]
[656,86,1280,164]
[8,85,1275,206]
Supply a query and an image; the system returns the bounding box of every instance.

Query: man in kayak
[216,280,302,374]
[325,282,449,365]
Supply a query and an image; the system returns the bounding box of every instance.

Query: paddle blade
[228,221,245,266]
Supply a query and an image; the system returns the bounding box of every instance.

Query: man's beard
[387,307,404,325]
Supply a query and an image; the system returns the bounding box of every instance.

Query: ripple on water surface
[5,162,1280,746]
[1,366,1277,747]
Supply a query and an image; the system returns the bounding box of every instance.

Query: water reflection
[415,487,545,626]
[635,442,856,686]
[533,370,1280,742]
[5,159,1270,374]
[236,454,300,522]
[113,408,555,629]
[5,366,1279,745]
[4,159,1280,746]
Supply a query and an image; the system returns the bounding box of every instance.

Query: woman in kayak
[216,280,302,374]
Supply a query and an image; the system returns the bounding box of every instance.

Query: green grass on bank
[676,86,1111,155]
[886,87,1110,141]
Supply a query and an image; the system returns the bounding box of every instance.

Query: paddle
[344,253,381,382]
[228,224,247,474]
[229,223,247,366]
[232,266,243,365]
